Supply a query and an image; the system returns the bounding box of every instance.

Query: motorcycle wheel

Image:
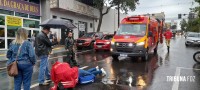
[193,51,200,63]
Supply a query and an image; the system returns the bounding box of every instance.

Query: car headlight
[128,43,133,47]
[116,43,119,46]
[105,42,110,44]
[137,42,145,46]
[111,41,115,45]
[187,39,193,42]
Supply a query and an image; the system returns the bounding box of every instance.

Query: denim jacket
[6,40,36,66]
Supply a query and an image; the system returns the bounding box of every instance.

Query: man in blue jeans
[35,26,58,86]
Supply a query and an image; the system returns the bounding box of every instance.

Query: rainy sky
[128,0,198,29]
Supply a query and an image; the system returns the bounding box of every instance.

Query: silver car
[185,33,200,46]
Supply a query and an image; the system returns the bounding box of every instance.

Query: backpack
[79,74,95,84]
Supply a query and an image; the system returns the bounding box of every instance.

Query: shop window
[0,39,5,49]
[90,23,92,28]
[0,16,5,25]
[15,12,28,18]
[0,28,5,49]
[27,30,31,38]
[33,30,40,36]
[23,19,39,28]
[7,26,21,37]
[29,15,40,20]
[0,27,5,37]
[7,39,14,47]
[0,9,14,15]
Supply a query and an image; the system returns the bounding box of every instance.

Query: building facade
[0,0,128,50]
[95,8,127,34]
[42,0,99,44]
[0,0,41,50]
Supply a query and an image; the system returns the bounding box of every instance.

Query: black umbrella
[40,19,76,29]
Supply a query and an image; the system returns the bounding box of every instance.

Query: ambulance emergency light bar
[127,16,144,21]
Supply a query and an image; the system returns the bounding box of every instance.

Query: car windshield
[116,24,147,36]
[188,33,200,37]
[82,33,94,38]
[103,35,113,40]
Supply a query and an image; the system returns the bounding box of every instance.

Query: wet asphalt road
[0,36,200,90]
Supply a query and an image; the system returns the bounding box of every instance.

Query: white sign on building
[79,24,85,31]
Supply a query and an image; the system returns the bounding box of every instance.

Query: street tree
[93,0,139,32]
[180,19,187,31]
[186,0,200,32]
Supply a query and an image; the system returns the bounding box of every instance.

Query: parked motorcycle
[193,51,200,63]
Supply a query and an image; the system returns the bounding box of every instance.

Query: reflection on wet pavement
[1,36,200,90]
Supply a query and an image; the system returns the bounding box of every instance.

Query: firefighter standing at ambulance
[164,29,173,52]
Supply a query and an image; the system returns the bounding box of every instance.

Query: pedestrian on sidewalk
[6,28,36,90]
[65,32,78,67]
[35,26,58,86]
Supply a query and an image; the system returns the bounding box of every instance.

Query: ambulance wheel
[77,47,82,50]
[95,49,99,52]
[154,42,158,54]
[154,46,158,54]
[112,55,119,61]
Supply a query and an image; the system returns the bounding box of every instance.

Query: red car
[76,32,104,50]
[94,34,114,51]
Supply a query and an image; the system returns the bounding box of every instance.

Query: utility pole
[117,0,120,27]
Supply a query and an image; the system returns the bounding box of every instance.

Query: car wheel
[89,42,94,49]
[142,50,149,61]
[193,51,200,63]
[185,43,189,47]
[112,55,119,61]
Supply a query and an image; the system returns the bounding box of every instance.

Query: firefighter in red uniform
[50,61,78,90]
[164,29,173,52]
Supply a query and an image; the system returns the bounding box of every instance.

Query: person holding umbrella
[35,26,58,86]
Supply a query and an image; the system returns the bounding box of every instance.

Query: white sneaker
[96,66,99,71]
[101,68,107,76]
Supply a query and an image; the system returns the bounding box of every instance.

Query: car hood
[187,37,200,41]
[96,39,110,43]
[77,37,92,41]
[113,35,144,43]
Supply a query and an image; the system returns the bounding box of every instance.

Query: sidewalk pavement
[0,45,66,61]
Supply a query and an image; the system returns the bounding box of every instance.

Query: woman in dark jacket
[6,28,36,90]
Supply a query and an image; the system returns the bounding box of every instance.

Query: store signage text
[0,0,40,16]
[6,16,22,26]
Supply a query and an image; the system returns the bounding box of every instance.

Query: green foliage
[94,0,139,32]
[112,0,139,14]
[180,19,187,31]
[183,0,200,32]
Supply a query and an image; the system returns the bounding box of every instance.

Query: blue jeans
[79,68,102,77]
[38,55,50,84]
[14,61,33,90]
